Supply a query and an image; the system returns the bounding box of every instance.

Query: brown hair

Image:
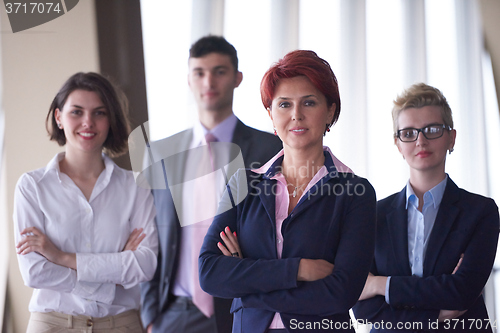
[46,72,131,157]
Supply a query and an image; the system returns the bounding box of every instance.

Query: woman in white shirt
[14,72,158,333]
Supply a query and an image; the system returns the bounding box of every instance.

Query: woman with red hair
[199,50,376,332]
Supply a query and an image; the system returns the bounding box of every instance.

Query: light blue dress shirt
[385,175,448,303]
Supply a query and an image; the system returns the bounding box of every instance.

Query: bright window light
[366,0,406,199]
[140,0,193,141]
[224,0,274,132]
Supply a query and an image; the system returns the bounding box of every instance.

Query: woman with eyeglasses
[353,83,499,332]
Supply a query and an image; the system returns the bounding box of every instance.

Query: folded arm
[200,176,376,315]
[353,199,499,324]
[76,187,158,288]
[15,175,158,299]
[14,175,115,303]
[240,182,377,315]
[388,202,498,311]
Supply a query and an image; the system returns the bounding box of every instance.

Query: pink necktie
[191,133,218,317]
[204,132,217,169]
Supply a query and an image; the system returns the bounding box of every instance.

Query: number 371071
[5,2,62,14]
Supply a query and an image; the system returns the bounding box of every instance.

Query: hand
[218,226,242,258]
[438,309,467,321]
[122,228,146,251]
[297,259,334,281]
[16,226,76,269]
[358,273,388,300]
[452,254,464,274]
[147,324,153,333]
[436,254,468,321]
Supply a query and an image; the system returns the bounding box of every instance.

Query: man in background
[140,35,282,333]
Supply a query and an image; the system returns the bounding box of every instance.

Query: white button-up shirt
[14,153,158,317]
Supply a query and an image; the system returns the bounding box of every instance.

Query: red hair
[260,50,341,125]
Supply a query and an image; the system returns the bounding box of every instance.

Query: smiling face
[269,76,335,153]
[396,105,456,177]
[188,53,243,116]
[55,89,110,156]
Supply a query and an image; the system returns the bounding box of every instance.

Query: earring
[57,123,62,129]
[325,124,331,133]
[449,148,454,155]
[273,128,277,136]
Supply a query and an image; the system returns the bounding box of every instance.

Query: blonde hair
[392,83,453,137]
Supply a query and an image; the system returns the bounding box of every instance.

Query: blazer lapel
[171,129,192,181]
[387,188,412,276]
[287,154,341,221]
[255,177,277,230]
[231,119,252,165]
[423,178,460,276]
[289,176,333,220]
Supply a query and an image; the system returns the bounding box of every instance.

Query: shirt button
[417,236,422,241]
[415,257,419,262]
[86,208,91,214]
[86,243,91,248]
[277,239,282,243]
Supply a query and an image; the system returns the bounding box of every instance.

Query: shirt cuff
[72,281,116,304]
[76,252,122,284]
[385,276,391,304]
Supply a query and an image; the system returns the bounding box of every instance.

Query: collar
[42,152,66,179]
[192,113,237,147]
[42,152,115,185]
[251,146,354,179]
[406,174,448,209]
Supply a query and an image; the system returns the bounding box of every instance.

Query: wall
[0,0,99,331]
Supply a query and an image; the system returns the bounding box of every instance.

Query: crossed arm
[16,226,146,270]
[14,173,158,303]
[354,200,499,324]
[199,177,376,316]
[218,226,333,283]
[358,257,465,321]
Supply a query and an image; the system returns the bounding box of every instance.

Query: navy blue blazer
[140,119,282,333]
[199,152,376,332]
[353,178,499,332]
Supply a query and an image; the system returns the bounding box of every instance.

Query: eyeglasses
[396,124,452,142]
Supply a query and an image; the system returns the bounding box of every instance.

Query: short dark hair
[189,35,239,71]
[46,72,131,157]
[261,50,341,126]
